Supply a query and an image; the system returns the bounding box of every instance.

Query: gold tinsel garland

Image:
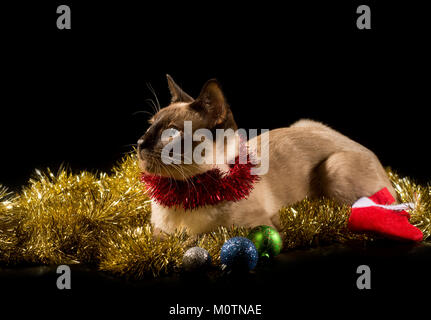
[0,154,430,278]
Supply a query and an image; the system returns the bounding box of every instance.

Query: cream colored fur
[151,119,396,234]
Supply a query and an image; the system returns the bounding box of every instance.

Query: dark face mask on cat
[137,75,238,179]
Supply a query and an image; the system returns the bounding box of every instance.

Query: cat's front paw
[152,227,168,240]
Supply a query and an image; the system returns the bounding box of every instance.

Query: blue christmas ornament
[220,236,259,271]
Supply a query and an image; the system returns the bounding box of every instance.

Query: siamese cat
[137,75,396,235]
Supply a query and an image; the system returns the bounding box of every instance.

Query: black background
[1,1,430,318]
[1,1,430,188]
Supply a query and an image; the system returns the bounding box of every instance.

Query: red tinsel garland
[140,158,260,210]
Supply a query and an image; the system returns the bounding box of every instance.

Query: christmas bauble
[182,247,212,271]
[220,237,258,271]
[247,225,282,258]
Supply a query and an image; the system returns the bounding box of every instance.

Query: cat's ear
[190,79,228,125]
[166,74,194,103]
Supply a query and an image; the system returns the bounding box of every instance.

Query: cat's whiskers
[146,82,161,113]
[132,110,155,117]
[145,98,159,116]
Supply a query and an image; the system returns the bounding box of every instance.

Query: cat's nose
[137,137,146,151]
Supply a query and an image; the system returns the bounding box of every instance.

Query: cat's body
[150,119,396,234]
[139,76,396,235]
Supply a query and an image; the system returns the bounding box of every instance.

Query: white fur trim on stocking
[352,197,415,211]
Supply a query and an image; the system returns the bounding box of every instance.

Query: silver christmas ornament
[182,247,212,271]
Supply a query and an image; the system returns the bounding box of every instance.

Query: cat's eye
[167,127,180,135]
[162,127,181,141]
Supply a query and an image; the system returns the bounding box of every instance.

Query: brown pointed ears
[190,79,229,125]
[166,74,194,103]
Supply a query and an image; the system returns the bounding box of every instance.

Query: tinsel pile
[0,153,430,278]
[141,156,260,210]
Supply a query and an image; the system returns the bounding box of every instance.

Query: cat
[137,75,396,235]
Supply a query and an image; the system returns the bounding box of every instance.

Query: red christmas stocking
[348,187,423,241]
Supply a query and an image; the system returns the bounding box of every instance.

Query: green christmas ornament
[247,225,282,258]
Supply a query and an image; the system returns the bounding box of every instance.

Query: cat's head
[137,75,238,179]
